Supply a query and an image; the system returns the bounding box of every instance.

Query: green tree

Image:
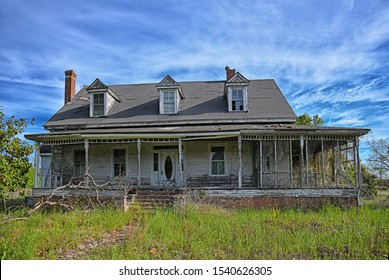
[295,113,324,126]
[361,165,378,197]
[0,108,34,200]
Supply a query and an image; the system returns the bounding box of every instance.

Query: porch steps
[133,189,182,209]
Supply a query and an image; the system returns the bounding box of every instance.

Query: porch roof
[26,123,370,143]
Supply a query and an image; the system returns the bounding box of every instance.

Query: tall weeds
[1,201,388,260]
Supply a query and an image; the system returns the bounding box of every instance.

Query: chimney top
[225,66,236,81]
[64,69,77,104]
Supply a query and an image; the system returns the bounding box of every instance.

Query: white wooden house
[26,67,369,208]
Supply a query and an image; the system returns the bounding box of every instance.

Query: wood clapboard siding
[185,141,254,188]
[51,140,256,188]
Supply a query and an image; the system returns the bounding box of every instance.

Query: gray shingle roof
[44,79,297,130]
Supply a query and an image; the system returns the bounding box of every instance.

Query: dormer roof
[226,72,250,85]
[156,75,185,99]
[86,78,121,102]
[224,72,250,97]
[87,78,108,90]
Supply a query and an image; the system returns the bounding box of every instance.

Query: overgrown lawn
[1,196,388,260]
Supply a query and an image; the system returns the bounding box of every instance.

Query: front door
[160,152,177,186]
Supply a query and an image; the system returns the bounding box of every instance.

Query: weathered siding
[106,93,117,114]
[185,140,254,188]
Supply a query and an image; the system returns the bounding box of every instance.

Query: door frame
[150,149,179,187]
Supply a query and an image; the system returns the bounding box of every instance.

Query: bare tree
[367,138,389,180]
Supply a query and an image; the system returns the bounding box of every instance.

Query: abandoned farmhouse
[26,67,369,208]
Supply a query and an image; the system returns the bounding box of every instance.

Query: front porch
[28,128,366,208]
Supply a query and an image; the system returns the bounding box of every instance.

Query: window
[163,91,175,114]
[153,153,159,172]
[211,146,225,175]
[113,149,126,176]
[93,93,105,116]
[231,88,244,111]
[74,150,85,177]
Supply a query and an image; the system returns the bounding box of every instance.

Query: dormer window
[163,91,176,114]
[92,93,105,116]
[86,78,120,117]
[156,75,185,115]
[231,88,244,111]
[224,69,250,112]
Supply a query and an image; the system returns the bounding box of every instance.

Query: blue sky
[0,0,388,160]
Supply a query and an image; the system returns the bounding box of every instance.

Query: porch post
[354,138,358,189]
[137,138,141,188]
[84,139,89,174]
[238,135,242,188]
[321,139,325,187]
[178,138,183,188]
[34,143,40,188]
[355,137,363,206]
[335,140,339,188]
[84,139,89,185]
[305,139,309,187]
[259,139,263,188]
[289,139,293,187]
[274,139,277,187]
[300,135,304,187]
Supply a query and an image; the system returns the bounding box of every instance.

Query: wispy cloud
[0,0,388,150]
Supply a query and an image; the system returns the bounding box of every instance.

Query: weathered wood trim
[305,139,309,188]
[238,135,242,188]
[355,137,362,206]
[34,144,40,188]
[274,139,277,187]
[300,136,304,187]
[203,188,358,198]
[137,139,141,188]
[321,140,325,187]
[178,138,183,188]
[259,140,263,188]
[84,139,89,186]
[289,140,293,186]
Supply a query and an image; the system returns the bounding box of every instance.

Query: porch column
[305,139,309,187]
[354,138,358,189]
[34,143,40,188]
[355,137,363,206]
[335,141,340,188]
[289,140,293,187]
[84,139,89,185]
[178,138,183,188]
[300,135,305,187]
[321,139,325,187]
[259,139,263,188]
[84,139,89,174]
[238,135,242,188]
[274,139,277,187]
[137,139,141,188]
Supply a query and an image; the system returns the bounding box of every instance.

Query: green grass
[1,196,388,260]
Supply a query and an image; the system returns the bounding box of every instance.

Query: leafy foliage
[295,113,324,126]
[361,165,378,197]
[0,108,34,198]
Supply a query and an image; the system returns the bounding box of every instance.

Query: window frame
[74,149,86,177]
[227,87,248,112]
[162,90,176,114]
[113,148,127,177]
[209,144,226,176]
[91,93,106,117]
[231,88,244,111]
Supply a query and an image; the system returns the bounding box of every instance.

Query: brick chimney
[64,69,77,104]
[225,66,236,80]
